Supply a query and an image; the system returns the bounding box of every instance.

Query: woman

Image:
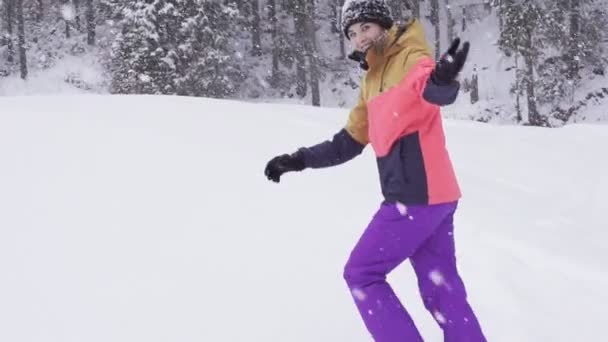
[264,1,486,341]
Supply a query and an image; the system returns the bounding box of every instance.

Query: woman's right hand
[264,152,306,183]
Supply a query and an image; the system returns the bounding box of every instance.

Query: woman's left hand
[432,38,470,86]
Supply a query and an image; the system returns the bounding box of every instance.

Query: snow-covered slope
[0,51,107,96]
[0,95,607,341]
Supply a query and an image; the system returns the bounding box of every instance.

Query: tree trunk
[16,0,27,79]
[446,0,454,43]
[330,0,339,33]
[296,0,321,106]
[430,0,440,60]
[484,0,492,13]
[522,9,541,126]
[462,7,467,32]
[522,21,540,126]
[36,0,44,22]
[62,0,71,38]
[514,54,522,122]
[498,1,502,31]
[304,0,320,106]
[6,0,15,63]
[338,0,345,59]
[250,0,262,56]
[86,0,95,45]
[470,68,479,104]
[73,0,81,31]
[65,20,71,38]
[410,0,421,18]
[293,0,307,97]
[566,0,580,82]
[267,0,279,86]
[339,30,346,59]
[524,53,540,125]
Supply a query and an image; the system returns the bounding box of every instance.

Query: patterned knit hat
[341,0,394,39]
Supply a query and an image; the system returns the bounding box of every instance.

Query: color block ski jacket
[298,19,461,205]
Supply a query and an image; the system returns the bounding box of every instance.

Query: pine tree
[110,0,246,97]
[110,0,179,94]
[529,0,607,122]
[174,0,246,97]
[498,0,545,126]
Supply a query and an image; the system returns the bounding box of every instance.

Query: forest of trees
[0,0,607,126]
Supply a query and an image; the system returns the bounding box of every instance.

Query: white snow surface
[0,95,607,341]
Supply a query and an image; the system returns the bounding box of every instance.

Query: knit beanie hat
[341,0,394,39]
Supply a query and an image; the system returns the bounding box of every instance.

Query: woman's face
[347,22,386,52]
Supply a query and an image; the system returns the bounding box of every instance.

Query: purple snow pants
[343,201,486,342]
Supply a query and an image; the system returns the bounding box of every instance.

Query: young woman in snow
[264,0,486,341]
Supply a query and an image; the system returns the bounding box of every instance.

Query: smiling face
[347,22,387,52]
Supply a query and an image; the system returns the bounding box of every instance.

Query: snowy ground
[0,52,108,96]
[0,95,607,341]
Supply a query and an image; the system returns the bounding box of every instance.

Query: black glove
[348,50,369,71]
[264,151,306,183]
[432,38,470,86]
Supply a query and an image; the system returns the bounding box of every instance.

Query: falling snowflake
[429,269,445,286]
[61,4,75,21]
[429,269,453,291]
[434,311,447,324]
[352,288,367,301]
[138,74,152,83]
[396,202,408,216]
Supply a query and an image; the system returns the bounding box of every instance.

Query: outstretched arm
[264,89,369,183]
[297,128,365,169]
[299,87,368,168]
[422,38,470,106]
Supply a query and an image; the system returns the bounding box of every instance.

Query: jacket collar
[364,18,428,70]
